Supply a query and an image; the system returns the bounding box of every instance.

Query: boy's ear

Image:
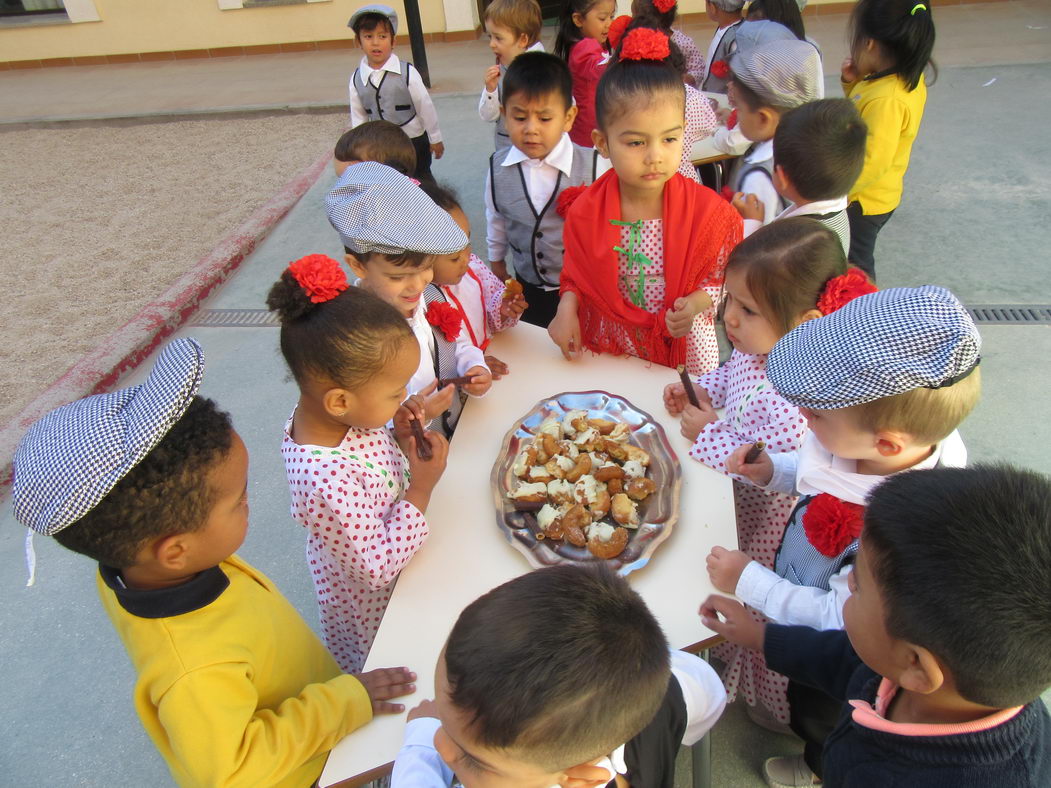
[898,643,945,695]
[874,430,911,458]
[345,253,368,280]
[516,33,531,50]
[772,164,791,195]
[758,107,780,137]
[152,533,191,571]
[564,103,579,132]
[591,127,609,159]
[561,761,616,788]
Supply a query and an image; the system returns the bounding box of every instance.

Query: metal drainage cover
[967,305,1051,325]
[189,309,280,327]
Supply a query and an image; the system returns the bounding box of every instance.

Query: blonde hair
[485,0,543,45]
[852,367,981,445]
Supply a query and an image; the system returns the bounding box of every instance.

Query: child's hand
[393,392,428,455]
[423,383,456,421]
[490,259,509,281]
[665,296,702,338]
[841,57,859,83]
[726,442,774,486]
[732,192,765,223]
[548,297,582,361]
[485,354,510,379]
[484,64,501,92]
[706,545,751,594]
[353,666,417,715]
[715,106,732,124]
[431,141,445,160]
[500,293,527,320]
[699,595,765,652]
[461,365,493,397]
[680,402,717,441]
[406,428,449,493]
[663,381,712,415]
[407,698,439,722]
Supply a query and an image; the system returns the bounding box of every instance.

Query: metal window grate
[189,309,280,327]
[967,305,1051,325]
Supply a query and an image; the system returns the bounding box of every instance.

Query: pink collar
[849,679,1023,737]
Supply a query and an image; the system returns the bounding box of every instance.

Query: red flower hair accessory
[720,185,735,202]
[802,493,865,557]
[556,185,589,219]
[817,267,878,315]
[607,15,631,50]
[426,301,463,342]
[710,59,730,79]
[287,254,349,304]
[653,0,677,12]
[726,109,738,130]
[620,28,670,62]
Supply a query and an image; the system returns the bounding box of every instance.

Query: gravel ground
[0,110,346,428]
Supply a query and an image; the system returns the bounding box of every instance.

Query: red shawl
[560,170,742,367]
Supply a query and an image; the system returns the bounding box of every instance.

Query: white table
[691,91,734,166]
[320,323,738,787]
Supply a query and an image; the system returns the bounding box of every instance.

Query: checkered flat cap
[12,338,205,536]
[349,4,398,35]
[767,286,982,410]
[709,0,745,11]
[326,161,468,255]
[730,24,821,109]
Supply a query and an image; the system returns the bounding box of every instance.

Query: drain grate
[967,305,1051,325]
[189,309,280,327]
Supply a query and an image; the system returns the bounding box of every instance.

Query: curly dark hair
[53,397,234,568]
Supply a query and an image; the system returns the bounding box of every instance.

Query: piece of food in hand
[564,453,592,484]
[537,503,564,540]
[621,460,646,479]
[625,477,657,501]
[561,409,588,437]
[547,479,576,505]
[588,417,617,435]
[562,503,590,546]
[502,278,523,300]
[512,446,538,477]
[592,463,625,482]
[586,523,629,558]
[509,482,548,503]
[611,493,640,528]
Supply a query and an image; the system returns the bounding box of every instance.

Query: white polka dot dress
[688,351,808,723]
[281,415,428,673]
[615,219,723,376]
[680,84,718,184]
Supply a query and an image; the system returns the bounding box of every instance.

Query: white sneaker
[763,754,822,787]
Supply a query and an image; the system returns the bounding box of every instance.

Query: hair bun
[266,254,349,323]
[620,28,671,62]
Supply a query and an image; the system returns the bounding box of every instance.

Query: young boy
[724,30,823,228]
[706,285,982,783]
[736,98,868,252]
[326,161,493,435]
[700,0,745,93]
[702,465,1051,786]
[478,0,545,152]
[484,51,604,328]
[348,4,443,181]
[334,118,418,178]
[390,564,727,787]
[11,338,416,788]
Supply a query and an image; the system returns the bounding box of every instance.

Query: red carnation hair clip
[653,0,677,12]
[556,185,588,219]
[607,15,631,50]
[620,28,670,62]
[817,267,877,315]
[287,254,349,304]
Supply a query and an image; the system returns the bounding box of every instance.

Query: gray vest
[423,285,467,437]
[352,61,417,127]
[729,145,788,215]
[810,209,851,256]
[700,22,740,94]
[489,143,598,288]
[494,69,511,152]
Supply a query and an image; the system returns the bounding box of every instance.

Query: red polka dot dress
[680,84,718,184]
[688,351,808,723]
[281,416,428,673]
[615,220,723,376]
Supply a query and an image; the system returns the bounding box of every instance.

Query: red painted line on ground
[0,147,332,491]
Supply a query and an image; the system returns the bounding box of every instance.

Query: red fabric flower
[607,15,632,50]
[726,109,738,129]
[710,59,730,79]
[802,493,865,557]
[426,302,463,342]
[817,267,878,315]
[556,185,589,219]
[287,254,348,304]
[620,28,670,62]
[653,0,677,12]
[720,185,735,202]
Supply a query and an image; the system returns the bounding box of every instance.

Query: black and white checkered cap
[767,286,982,410]
[348,3,398,35]
[729,23,821,109]
[325,161,468,255]
[12,338,205,536]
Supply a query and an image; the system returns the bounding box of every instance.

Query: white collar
[526,40,545,53]
[501,132,575,177]
[359,53,402,78]
[776,195,849,220]
[743,138,774,163]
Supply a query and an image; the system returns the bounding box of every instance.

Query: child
[632,0,706,87]
[701,465,1051,786]
[268,258,450,674]
[700,0,744,93]
[418,180,526,379]
[333,119,418,178]
[11,338,417,787]
[390,565,727,786]
[735,98,868,252]
[706,285,981,783]
[348,4,443,181]
[478,0,545,152]
[554,0,615,147]
[842,0,936,279]
[663,218,875,731]
[485,52,603,328]
[745,0,805,41]
[549,28,742,375]
[724,32,823,230]
[326,161,493,436]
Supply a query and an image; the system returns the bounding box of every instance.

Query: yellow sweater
[845,74,927,215]
[98,554,373,788]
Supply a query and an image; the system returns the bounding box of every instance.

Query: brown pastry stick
[438,374,478,388]
[744,441,766,464]
[410,418,433,460]
[676,364,701,408]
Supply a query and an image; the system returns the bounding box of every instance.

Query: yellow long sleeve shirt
[844,73,927,215]
[98,554,373,788]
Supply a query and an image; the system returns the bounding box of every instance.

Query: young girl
[418,181,527,378]
[663,218,872,730]
[549,27,741,375]
[842,0,936,279]
[631,0,705,87]
[554,0,615,147]
[268,255,449,673]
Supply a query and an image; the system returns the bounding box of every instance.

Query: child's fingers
[373,700,407,715]
[419,379,439,397]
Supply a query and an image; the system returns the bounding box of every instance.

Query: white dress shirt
[743,194,850,238]
[406,299,487,400]
[349,54,442,143]
[737,140,781,228]
[478,40,546,122]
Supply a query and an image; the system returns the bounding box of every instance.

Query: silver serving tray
[491,390,681,576]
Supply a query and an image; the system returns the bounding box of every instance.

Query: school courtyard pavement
[1,2,1050,786]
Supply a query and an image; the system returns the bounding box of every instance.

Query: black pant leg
[787,679,843,778]
[411,133,434,183]
[516,276,561,329]
[846,201,894,281]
